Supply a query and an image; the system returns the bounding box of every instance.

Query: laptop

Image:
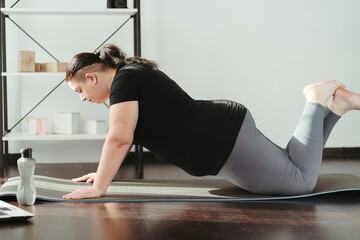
[0,200,34,221]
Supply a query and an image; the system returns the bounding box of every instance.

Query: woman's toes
[328,89,360,116]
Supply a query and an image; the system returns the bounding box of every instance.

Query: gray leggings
[218,102,341,195]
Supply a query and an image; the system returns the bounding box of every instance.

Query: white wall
[4,0,360,163]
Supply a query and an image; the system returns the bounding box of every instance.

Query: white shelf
[1,72,65,77]
[1,8,138,16]
[3,132,107,141]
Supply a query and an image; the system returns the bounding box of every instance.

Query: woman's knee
[281,176,317,195]
[290,181,316,195]
[276,163,319,195]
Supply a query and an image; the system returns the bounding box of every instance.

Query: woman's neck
[106,68,117,91]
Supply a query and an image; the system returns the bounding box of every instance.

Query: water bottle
[16,148,36,205]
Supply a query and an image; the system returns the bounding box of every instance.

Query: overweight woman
[63,44,360,200]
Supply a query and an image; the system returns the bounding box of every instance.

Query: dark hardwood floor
[1,158,360,240]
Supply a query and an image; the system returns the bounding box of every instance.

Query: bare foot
[328,88,360,116]
[303,80,345,106]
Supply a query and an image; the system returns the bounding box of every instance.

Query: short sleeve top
[110,64,247,176]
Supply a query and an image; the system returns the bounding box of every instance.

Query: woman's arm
[63,101,139,199]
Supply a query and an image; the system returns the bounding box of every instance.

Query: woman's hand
[63,173,103,199]
[62,186,103,200]
[72,173,96,183]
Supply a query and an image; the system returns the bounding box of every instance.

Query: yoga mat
[0,174,359,202]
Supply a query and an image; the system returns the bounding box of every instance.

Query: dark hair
[66,44,157,81]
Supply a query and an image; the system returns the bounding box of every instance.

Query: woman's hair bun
[96,44,126,68]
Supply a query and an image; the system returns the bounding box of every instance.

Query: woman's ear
[85,73,98,85]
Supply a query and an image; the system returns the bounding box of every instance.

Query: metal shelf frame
[0,0,144,178]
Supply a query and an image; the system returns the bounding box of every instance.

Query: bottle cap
[20,148,33,158]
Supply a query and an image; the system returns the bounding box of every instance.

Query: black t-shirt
[110,64,247,176]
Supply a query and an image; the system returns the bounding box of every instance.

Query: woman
[63,44,360,200]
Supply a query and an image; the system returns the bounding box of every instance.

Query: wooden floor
[1,158,360,240]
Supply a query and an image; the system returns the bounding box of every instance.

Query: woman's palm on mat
[62,186,102,200]
[62,173,98,199]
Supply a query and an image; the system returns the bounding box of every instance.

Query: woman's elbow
[106,134,134,148]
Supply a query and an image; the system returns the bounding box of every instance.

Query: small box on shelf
[82,120,108,134]
[43,62,68,72]
[52,112,80,134]
[35,63,43,72]
[28,118,37,135]
[18,51,35,72]
[27,117,46,135]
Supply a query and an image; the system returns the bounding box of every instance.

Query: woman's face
[67,74,109,104]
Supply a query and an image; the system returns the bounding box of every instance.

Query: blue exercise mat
[0,174,359,202]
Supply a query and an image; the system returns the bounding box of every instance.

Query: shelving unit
[0,0,144,177]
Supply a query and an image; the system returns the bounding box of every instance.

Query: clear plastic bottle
[16,148,36,205]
